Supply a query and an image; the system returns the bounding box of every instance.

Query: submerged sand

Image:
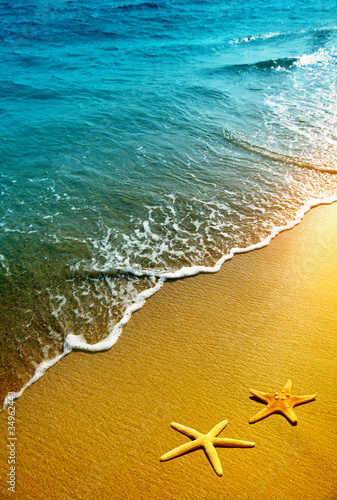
[1,203,337,500]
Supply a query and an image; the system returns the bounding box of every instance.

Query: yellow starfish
[160,420,255,476]
[249,380,316,424]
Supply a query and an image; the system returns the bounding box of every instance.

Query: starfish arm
[203,440,223,476]
[281,406,298,423]
[249,405,275,423]
[249,389,270,403]
[160,438,202,462]
[170,422,202,439]
[293,394,317,406]
[208,420,228,438]
[283,380,292,393]
[213,437,255,448]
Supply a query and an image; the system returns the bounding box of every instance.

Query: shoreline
[1,201,337,499]
[3,195,337,412]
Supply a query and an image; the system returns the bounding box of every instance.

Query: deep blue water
[1,0,337,405]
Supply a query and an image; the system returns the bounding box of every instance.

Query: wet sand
[1,202,337,500]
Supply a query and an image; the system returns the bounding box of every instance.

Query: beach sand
[1,202,337,500]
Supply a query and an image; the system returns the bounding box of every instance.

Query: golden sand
[1,203,337,499]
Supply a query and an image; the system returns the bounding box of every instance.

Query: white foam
[2,278,164,410]
[295,48,331,68]
[3,196,337,411]
[0,253,11,275]
[160,196,337,279]
[64,278,164,352]
[229,31,284,45]
[2,350,69,411]
[229,27,337,46]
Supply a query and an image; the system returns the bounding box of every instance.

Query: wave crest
[223,129,337,174]
[229,27,337,45]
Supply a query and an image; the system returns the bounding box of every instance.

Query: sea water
[1,0,337,406]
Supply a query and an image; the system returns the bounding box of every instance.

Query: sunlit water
[1,0,337,405]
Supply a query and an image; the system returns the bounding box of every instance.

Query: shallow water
[1,0,337,405]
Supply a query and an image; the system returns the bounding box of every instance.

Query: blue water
[1,0,337,405]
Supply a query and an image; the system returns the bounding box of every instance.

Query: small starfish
[160,420,255,476]
[249,380,316,424]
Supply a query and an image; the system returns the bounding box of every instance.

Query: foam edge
[2,196,337,411]
[2,278,164,411]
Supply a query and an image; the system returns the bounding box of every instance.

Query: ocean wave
[210,57,298,75]
[229,26,337,46]
[223,129,337,174]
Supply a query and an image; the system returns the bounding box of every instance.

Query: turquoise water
[1,0,337,405]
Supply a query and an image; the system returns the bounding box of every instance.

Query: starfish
[160,420,255,476]
[249,380,316,424]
